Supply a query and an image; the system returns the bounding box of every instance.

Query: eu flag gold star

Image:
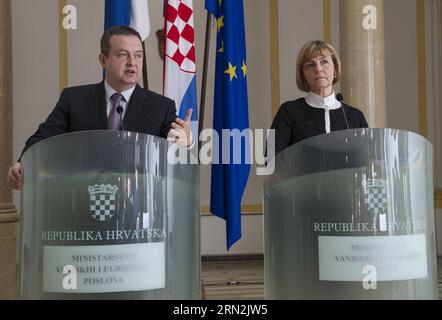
[241,61,247,78]
[218,0,223,7]
[217,16,224,32]
[224,63,237,81]
[218,41,224,53]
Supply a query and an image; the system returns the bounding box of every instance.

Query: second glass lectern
[264,128,438,299]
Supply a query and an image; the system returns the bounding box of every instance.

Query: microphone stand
[336,93,349,130]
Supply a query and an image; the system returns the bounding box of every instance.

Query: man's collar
[104,79,136,103]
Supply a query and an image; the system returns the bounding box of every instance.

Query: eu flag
[105,0,131,30]
[206,0,250,249]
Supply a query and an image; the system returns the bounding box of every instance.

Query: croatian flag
[105,0,151,41]
[163,0,198,139]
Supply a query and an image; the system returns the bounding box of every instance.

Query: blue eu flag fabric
[105,0,131,30]
[206,0,250,249]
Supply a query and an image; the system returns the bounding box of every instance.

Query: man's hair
[100,25,143,56]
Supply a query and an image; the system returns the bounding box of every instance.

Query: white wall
[201,214,263,255]
[278,0,324,103]
[384,0,419,132]
[12,0,60,160]
[11,0,60,208]
[67,0,103,86]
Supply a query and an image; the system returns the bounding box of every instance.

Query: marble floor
[201,260,264,300]
[201,256,442,300]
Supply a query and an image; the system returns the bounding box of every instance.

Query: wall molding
[417,0,427,137]
[201,204,262,216]
[202,190,442,214]
[58,0,68,92]
[435,189,442,209]
[323,0,331,43]
[429,0,442,190]
[270,0,280,118]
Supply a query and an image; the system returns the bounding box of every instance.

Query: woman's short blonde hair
[296,40,341,92]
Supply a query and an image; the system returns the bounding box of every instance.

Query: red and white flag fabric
[163,0,198,138]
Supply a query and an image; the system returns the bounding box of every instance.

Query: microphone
[116,105,125,131]
[336,93,349,130]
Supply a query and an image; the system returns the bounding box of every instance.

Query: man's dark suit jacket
[21,82,177,157]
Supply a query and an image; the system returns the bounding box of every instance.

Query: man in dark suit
[7,25,193,190]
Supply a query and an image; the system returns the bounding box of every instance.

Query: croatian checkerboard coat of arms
[363,178,388,231]
[88,184,118,222]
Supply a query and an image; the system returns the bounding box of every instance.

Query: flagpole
[142,41,149,90]
[198,12,212,153]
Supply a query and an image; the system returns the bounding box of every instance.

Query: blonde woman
[271,40,368,155]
